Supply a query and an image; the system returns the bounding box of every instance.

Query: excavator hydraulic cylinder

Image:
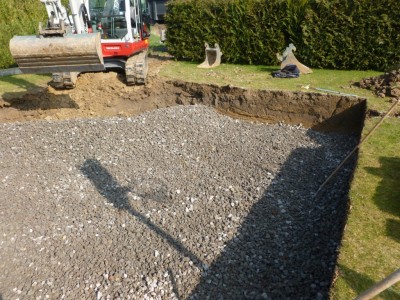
[10,33,105,74]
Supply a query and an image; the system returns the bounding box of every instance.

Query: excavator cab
[88,0,150,41]
[88,0,151,85]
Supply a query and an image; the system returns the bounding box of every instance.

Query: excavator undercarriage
[126,50,149,85]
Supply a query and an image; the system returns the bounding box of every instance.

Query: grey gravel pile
[0,105,357,299]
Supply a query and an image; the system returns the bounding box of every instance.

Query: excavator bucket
[10,33,105,74]
[198,43,222,68]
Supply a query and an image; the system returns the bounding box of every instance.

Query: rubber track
[125,50,149,85]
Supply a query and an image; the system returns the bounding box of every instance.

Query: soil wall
[0,72,366,137]
[171,81,366,134]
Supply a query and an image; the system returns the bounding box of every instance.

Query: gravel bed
[0,105,357,300]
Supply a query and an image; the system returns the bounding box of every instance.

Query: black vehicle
[148,0,167,23]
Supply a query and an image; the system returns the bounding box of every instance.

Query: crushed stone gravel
[0,105,357,299]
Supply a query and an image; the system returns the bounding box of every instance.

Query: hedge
[298,0,400,70]
[166,0,286,65]
[166,0,400,71]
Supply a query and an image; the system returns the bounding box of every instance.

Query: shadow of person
[365,157,400,242]
[80,158,202,267]
[338,264,400,298]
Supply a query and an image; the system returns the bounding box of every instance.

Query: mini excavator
[10,0,151,89]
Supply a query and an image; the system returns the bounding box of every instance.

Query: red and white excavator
[10,0,151,89]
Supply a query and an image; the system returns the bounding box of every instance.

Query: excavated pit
[0,72,366,299]
[0,72,366,134]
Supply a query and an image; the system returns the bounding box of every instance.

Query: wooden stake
[355,269,400,300]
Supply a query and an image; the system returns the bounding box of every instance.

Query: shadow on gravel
[189,142,356,299]
[168,268,182,300]
[80,158,202,268]
[338,264,400,298]
[366,156,400,243]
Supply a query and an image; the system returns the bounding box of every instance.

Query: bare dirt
[0,57,365,135]
[354,68,400,99]
[0,58,173,123]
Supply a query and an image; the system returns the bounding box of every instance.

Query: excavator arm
[9,0,105,74]
[41,0,70,30]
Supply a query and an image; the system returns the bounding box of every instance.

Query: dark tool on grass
[300,85,359,97]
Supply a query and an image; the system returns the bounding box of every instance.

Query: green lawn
[0,73,50,99]
[331,117,400,299]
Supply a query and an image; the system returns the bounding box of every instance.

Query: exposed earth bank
[0,58,173,123]
[0,58,366,134]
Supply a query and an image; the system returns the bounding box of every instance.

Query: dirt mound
[0,58,173,122]
[354,69,400,98]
